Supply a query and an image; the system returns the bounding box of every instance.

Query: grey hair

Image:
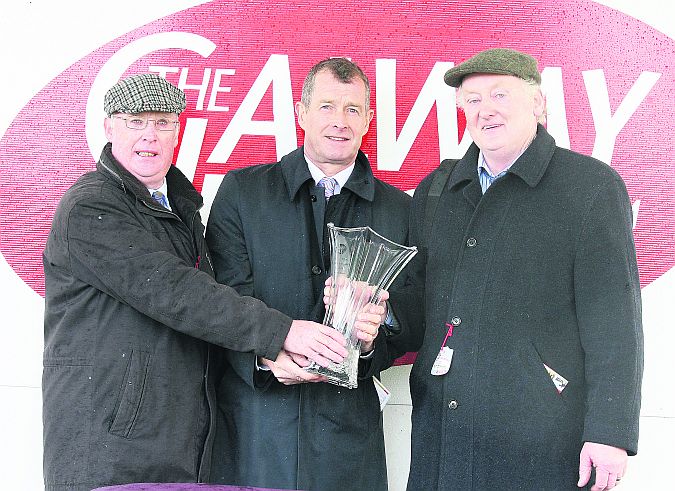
[301,58,371,111]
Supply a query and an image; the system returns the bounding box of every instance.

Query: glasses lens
[154,119,174,131]
[125,117,147,130]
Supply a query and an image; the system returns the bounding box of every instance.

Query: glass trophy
[305,223,418,389]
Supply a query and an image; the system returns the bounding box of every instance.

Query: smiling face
[104,111,180,189]
[296,70,374,176]
[458,73,545,172]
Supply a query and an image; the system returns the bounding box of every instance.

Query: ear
[533,89,546,118]
[296,101,307,131]
[104,117,113,141]
[173,121,180,148]
[364,108,374,133]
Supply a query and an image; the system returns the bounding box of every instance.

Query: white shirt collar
[147,179,169,196]
[305,157,355,195]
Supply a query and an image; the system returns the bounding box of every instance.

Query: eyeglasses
[112,116,179,131]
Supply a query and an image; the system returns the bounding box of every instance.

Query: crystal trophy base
[310,344,360,389]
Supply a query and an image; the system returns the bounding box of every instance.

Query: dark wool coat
[43,143,292,491]
[205,147,415,491]
[405,126,643,490]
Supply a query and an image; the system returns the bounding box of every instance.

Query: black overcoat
[406,126,643,490]
[42,144,291,491]
[205,147,414,491]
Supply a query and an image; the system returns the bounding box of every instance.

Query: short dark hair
[301,58,371,110]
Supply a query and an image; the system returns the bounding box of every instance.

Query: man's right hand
[262,350,327,385]
[283,320,347,367]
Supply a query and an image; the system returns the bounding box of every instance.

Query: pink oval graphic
[1,0,673,296]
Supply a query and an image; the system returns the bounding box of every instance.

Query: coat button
[466,237,477,247]
[311,265,322,275]
[448,400,459,410]
[450,316,461,326]
[310,195,317,202]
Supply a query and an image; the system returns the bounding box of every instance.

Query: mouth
[482,124,502,131]
[326,136,349,142]
[136,151,158,157]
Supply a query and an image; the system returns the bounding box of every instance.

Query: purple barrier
[93,484,290,491]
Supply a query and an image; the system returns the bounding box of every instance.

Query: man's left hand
[577,442,627,490]
[354,296,387,353]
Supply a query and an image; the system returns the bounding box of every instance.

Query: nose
[140,121,160,140]
[332,111,348,128]
[477,99,497,119]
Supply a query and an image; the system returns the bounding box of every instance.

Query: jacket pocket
[518,341,569,410]
[109,350,151,438]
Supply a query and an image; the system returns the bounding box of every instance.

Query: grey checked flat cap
[444,48,541,87]
[104,73,186,116]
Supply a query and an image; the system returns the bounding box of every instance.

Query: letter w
[376,59,456,171]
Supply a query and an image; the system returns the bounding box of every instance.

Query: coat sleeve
[206,172,272,389]
[60,186,291,360]
[384,173,435,355]
[574,172,643,455]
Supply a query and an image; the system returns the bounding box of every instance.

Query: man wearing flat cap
[400,48,643,490]
[42,73,348,490]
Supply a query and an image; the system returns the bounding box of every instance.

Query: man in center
[206,58,415,490]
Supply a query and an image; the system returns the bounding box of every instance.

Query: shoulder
[551,148,625,184]
[49,170,136,241]
[373,178,412,205]
[55,170,124,214]
[547,148,629,203]
[224,162,281,184]
[372,179,412,220]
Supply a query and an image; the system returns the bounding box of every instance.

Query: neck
[483,131,537,173]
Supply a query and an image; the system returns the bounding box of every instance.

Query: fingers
[578,442,627,490]
[357,303,386,325]
[354,303,385,343]
[269,350,325,385]
[354,318,378,343]
[284,320,347,368]
[376,289,390,305]
[591,467,609,491]
[578,463,592,488]
[589,469,622,491]
[288,352,312,368]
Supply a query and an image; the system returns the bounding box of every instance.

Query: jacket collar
[96,142,203,211]
[448,124,556,190]
[280,147,376,202]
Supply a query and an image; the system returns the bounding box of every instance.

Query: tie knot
[318,177,338,199]
[151,191,169,209]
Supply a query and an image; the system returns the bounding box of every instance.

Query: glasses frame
[112,115,180,132]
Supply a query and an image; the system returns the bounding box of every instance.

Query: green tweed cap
[444,48,541,87]
[104,73,186,116]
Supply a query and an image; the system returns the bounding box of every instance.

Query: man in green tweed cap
[42,73,351,490]
[400,48,643,490]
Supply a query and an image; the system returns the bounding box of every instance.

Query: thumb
[577,454,593,487]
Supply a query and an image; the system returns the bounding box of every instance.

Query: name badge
[431,346,454,376]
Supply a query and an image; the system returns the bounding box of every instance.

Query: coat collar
[96,142,203,211]
[448,124,556,190]
[280,147,376,202]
